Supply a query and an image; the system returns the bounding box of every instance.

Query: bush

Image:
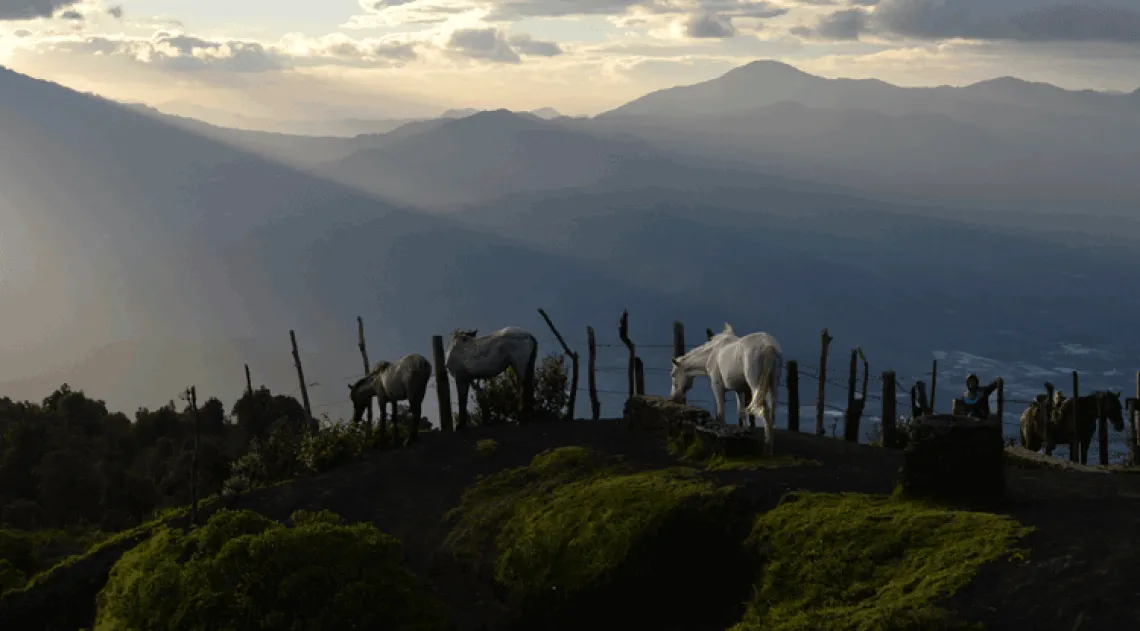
[93,508,452,631]
[472,353,570,425]
[729,492,1033,631]
[444,446,753,630]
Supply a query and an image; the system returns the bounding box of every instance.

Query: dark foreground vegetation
[2,352,1139,631]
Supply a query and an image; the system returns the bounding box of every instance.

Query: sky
[1,0,1139,123]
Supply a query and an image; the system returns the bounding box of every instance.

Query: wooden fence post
[930,359,938,413]
[1129,397,1138,467]
[1135,369,1140,464]
[431,336,453,432]
[357,316,374,439]
[672,321,685,359]
[289,330,315,434]
[634,358,645,397]
[1070,371,1080,463]
[914,381,930,416]
[244,363,253,399]
[882,371,897,448]
[815,328,833,436]
[618,310,636,399]
[786,360,799,432]
[844,348,858,442]
[587,326,600,420]
[996,377,1004,433]
[184,386,200,527]
[1044,381,1054,453]
[537,309,579,421]
[1098,392,1109,466]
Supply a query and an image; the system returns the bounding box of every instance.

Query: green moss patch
[731,492,1034,631]
[476,438,500,458]
[444,446,755,630]
[94,508,450,631]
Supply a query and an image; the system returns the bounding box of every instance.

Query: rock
[623,395,711,432]
[896,414,1006,508]
[623,395,762,458]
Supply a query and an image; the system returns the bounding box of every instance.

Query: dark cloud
[58,8,80,19]
[107,5,122,18]
[802,0,1140,43]
[816,7,868,39]
[685,13,737,37]
[446,27,561,63]
[0,0,80,20]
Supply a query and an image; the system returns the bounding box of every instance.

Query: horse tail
[747,345,780,419]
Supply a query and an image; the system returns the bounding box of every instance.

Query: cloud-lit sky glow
[1,0,1139,122]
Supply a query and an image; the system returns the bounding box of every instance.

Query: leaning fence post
[431,335,454,432]
[634,358,645,397]
[843,348,858,442]
[537,308,579,421]
[786,360,800,432]
[618,310,636,399]
[882,371,897,448]
[289,330,315,434]
[587,326,600,420]
[995,377,1004,434]
[1129,397,1138,467]
[815,328,832,436]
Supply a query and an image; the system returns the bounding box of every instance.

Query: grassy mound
[444,446,755,630]
[94,508,450,631]
[731,492,1034,631]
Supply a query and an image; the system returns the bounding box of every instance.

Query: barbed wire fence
[256,313,1138,468]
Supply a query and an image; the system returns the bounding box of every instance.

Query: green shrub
[94,508,451,631]
[472,353,569,425]
[297,418,364,474]
[475,439,500,458]
[730,492,1033,631]
[444,446,753,630]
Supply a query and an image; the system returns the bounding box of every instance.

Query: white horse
[446,327,538,428]
[348,353,432,445]
[669,322,784,454]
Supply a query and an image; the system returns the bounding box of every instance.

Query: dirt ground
[212,419,1140,631]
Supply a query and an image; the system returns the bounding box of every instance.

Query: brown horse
[1022,391,1124,463]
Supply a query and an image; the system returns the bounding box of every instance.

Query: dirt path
[218,420,1140,631]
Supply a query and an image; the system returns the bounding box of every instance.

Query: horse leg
[456,379,470,430]
[408,397,422,445]
[711,379,726,424]
[377,398,388,446]
[735,391,747,427]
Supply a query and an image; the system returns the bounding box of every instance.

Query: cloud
[57,8,79,19]
[106,4,120,18]
[799,0,1140,44]
[508,33,563,56]
[685,13,736,37]
[26,30,421,72]
[0,0,81,20]
[445,27,561,62]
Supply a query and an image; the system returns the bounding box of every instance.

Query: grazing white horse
[348,353,432,445]
[446,327,538,428]
[670,322,784,454]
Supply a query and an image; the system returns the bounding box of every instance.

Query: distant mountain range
[2,60,1140,422]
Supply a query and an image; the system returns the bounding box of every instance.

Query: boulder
[623,395,711,432]
[896,414,1006,508]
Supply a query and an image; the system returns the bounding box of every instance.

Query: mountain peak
[721,59,813,82]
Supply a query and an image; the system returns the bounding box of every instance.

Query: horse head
[722,322,735,336]
[668,357,694,403]
[1100,390,1125,432]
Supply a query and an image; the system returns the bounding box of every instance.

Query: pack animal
[1020,390,1124,463]
[669,322,784,455]
[446,327,538,428]
[348,353,432,446]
